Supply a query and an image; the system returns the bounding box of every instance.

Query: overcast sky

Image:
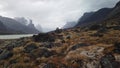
[0,0,119,32]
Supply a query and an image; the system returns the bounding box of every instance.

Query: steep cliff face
[108,1,120,19]
[27,19,40,33]
[0,21,6,31]
[76,1,120,27]
[76,8,112,27]
[79,12,94,23]
[14,17,28,25]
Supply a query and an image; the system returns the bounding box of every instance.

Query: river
[0,34,34,39]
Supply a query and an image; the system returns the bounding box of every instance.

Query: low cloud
[0,0,119,31]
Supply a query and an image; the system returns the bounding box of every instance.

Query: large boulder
[30,48,55,58]
[33,33,55,42]
[69,43,89,51]
[0,49,3,54]
[40,42,61,48]
[100,53,120,68]
[24,43,38,53]
[55,28,62,33]
[89,24,102,30]
[41,42,55,48]
[90,32,104,37]
[0,50,13,60]
[113,42,120,54]
[43,63,56,68]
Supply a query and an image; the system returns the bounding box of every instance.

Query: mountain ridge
[76,1,120,27]
[0,16,39,34]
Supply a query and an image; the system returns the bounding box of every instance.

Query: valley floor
[0,27,120,68]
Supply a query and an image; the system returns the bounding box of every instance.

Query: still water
[0,34,33,39]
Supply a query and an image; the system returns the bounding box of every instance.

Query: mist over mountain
[14,17,28,25]
[36,24,43,32]
[0,16,39,34]
[63,21,77,29]
[15,17,42,32]
[0,0,119,31]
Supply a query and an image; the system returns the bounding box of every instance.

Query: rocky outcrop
[100,54,120,68]
[24,43,38,53]
[113,42,120,54]
[30,48,55,58]
[76,8,112,27]
[0,50,13,60]
[33,33,55,42]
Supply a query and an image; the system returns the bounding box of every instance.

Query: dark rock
[100,53,120,68]
[90,33,103,37]
[0,49,3,54]
[66,35,71,39]
[24,43,38,53]
[97,27,107,33]
[43,42,55,48]
[43,63,56,68]
[116,1,120,7]
[55,28,62,33]
[89,24,102,30]
[6,45,14,51]
[33,33,55,42]
[15,40,27,47]
[113,42,120,54]
[9,59,17,64]
[5,40,26,51]
[30,48,55,58]
[70,43,89,51]
[0,50,13,60]
[110,26,120,30]
[58,64,71,68]
[74,29,80,33]
[56,34,64,39]
[114,42,120,48]
[41,42,61,48]
[61,40,65,43]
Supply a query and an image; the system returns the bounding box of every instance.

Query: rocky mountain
[28,20,35,29]
[76,1,120,27]
[76,8,112,27]
[27,19,41,33]
[63,21,77,29]
[15,17,41,33]
[78,12,94,23]
[0,16,39,34]
[0,21,7,34]
[108,1,120,19]
[14,17,28,25]
[0,1,120,68]
[0,21,6,31]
